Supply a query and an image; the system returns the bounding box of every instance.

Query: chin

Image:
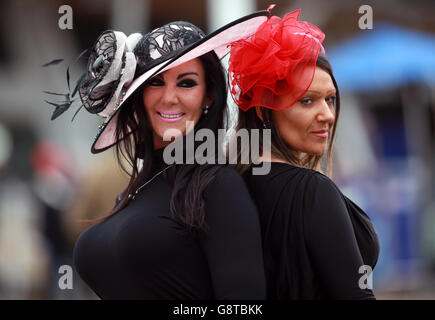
[305,146,327,156]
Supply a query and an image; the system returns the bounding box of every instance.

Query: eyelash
[178,79,198,88]
[147,78,198,88]
[298,96,337,106]
[298,97,313,105]
[147,78,164,86]
[326,96,336,106]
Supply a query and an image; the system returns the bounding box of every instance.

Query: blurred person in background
[63,153,129,249]
[0,123,51,299]
[229,9,380,299]
[47,10,271,299]
[30,140,76,298]
[63,152,130,299]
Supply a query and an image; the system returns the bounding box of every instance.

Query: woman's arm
[304,174,376,299]
[199,167,266,300]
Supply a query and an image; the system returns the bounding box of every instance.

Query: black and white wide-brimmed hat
[76,10,269,153]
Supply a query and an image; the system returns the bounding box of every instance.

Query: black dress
[245,162,380,300]
[73,149,266,299]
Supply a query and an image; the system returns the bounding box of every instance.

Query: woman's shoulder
[204,165,248,195]
[250,161,320,178]
[291,167,346,212]
[202,165,261,224]
[309,170,343,197]
[249,162,339,194]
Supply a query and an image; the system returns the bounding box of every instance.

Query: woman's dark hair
[94,50,228,232]
[234,53,340,177]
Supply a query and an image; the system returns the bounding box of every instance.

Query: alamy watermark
[358,5,373,30]
[58,265,73,290]
[161,121,272,175]
[58,5,73,30]
[358,265,373,290]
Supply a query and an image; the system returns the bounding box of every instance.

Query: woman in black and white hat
[66,11,269,299]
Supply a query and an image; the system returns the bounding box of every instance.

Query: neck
[258,150,301,164]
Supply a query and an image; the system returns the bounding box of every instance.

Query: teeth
[159,112,183,119]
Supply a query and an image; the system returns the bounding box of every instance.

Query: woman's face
[143,58,211,149]
[272,67,336,156]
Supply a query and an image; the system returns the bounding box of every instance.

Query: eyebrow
[177,72,199,80]
[305,89,336,95]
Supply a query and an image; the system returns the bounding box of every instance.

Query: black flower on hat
[79,31,119,114]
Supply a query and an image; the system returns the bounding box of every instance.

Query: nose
[161,84,178,105]
[317,100,335,125]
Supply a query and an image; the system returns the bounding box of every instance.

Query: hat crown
[134,21,205,75]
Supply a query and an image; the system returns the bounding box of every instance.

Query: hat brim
[91,10,269,154]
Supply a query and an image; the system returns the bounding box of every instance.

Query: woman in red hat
[228,9,380,299]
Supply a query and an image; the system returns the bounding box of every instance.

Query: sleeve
[304,174,376,300]
[198,167,266,300]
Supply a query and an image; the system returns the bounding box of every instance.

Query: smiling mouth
[157,111,185,122]
[157,112,185,119]
[311,129,329,138]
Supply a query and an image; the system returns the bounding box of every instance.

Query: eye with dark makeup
[178,79,198,88]
[146,77,198,88]
[147,77,164,87]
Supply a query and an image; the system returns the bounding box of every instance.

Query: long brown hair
[92,51,228,232]
[234,53,340,177]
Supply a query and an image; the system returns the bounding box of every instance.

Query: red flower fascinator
[228,9,325,111]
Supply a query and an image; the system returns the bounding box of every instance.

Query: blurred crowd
[0,123,129,299]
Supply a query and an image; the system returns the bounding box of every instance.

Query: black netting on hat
[79,31,118,114]
[134,22,205,76]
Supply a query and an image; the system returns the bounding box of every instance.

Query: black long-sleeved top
[73,151,266,300]
[245,162,380,300]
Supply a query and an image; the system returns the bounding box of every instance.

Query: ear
[255,106,264,121]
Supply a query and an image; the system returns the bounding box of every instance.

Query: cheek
[182,90,206,120]
[143,89,156,114]
[275,109,330,155]
[274,110,309,148]
[185,101,203,119]
[142,90,166,139]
